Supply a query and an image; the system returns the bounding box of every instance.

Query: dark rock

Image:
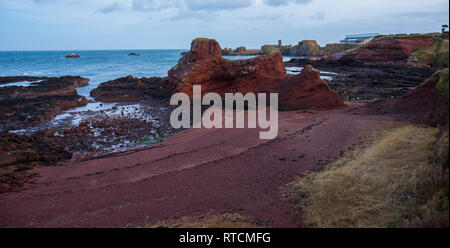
[65,53,80,58]
[0,76,89,131]
[90,75,167,102]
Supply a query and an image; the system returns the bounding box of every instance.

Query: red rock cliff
[340,35,436,66]
[370,68,449,127]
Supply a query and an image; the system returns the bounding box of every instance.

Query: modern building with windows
[339,33,380,44]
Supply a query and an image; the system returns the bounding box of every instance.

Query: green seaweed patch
[139,135,163,145]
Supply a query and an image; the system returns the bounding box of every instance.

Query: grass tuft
[285,125,449,228]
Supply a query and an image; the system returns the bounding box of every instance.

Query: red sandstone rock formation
[370,68,449,127]
[165,38,286,97]
[340,35,436,66]
[183,38,223,64]
[165,38,344,110]
[279,65,345,110]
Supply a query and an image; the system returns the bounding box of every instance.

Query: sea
[0,50,304,99]
[0,50,187,99]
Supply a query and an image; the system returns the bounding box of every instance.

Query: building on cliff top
[339,33,379,44]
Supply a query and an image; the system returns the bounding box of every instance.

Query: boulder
[279,65,345,110]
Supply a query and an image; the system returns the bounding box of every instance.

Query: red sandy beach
[0,102,400,227]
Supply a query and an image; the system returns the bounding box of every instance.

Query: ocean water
[0,50,186,99]
[0,50,320,100]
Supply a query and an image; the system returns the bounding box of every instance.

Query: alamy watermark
[170,85,279,139]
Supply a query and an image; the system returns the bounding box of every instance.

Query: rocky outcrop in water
[164,38,344,110]
[65,53,80,58]
[0,76,89,131]
[0,76,44,85]
[164,38,286,97]
[282,40,322,57]
[90,75,167,102]
[222,46,263,56]
[280,40,359,57]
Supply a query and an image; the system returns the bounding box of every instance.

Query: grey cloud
[98,2,125,14]
[388,10,449,19]
[186,0,252,11]
[132,0,177,11]
[132,0,252,12]
[263,0,312,7]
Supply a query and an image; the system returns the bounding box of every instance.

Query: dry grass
[136,213,265,228]
[286,125,449,228]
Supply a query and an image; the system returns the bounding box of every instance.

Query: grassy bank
[285,125,449,228]
[412,39,449,68]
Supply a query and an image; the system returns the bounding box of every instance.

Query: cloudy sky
[0,0,448,50]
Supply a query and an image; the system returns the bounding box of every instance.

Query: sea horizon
[0,48,188,52]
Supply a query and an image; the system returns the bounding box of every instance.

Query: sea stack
[65,53,80,58]
[165,38,286,97]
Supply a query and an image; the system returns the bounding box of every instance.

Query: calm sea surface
[0,50,302,99]
[0,50,187,99]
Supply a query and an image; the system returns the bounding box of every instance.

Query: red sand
[0,103,399,227]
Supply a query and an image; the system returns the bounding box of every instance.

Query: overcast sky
[0,0,448,50]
